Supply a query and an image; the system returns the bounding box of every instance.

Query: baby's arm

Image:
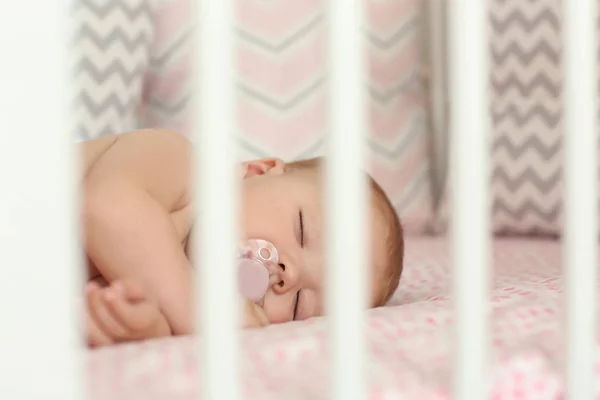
[86,279,269,347]
[84,129,196,335]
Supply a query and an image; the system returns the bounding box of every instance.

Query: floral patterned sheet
[88,237,600,400]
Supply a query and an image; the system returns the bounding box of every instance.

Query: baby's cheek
[262,299,292,324]
[241,196,288,237]
[240,208,277,240]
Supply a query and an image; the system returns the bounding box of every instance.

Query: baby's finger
[113,280,146,303]
[253,304,270,327]
[103,290,156,334]
[85,280,101,293]
[244,301,269,328]
[88,284,129,340]
[86,310,112,348]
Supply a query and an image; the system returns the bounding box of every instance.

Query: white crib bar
[0,1,83,399]
[449,0,491,399]
[195,1,240,399]
[326,1,368,400]
[563,0,598,399]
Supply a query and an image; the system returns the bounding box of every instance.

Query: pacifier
[237,239,279,302]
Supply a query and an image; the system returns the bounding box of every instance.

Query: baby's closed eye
[296,209,305,248]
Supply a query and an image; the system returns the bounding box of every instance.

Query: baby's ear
[241,158,285,179]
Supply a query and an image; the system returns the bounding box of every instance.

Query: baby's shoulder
[80,134,119,177]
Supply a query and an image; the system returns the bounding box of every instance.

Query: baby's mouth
[257,271,281,307]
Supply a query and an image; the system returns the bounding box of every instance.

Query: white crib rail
[0,1,84,399]
[1,0,596,399]
[326,1,368,400]
[195,1,240,400]
[563,1,598,399]
[449,0,491,399]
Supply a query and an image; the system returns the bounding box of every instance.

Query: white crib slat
[563,1,598,399]
[194,1,240,400]
[449,0,491,399]
[326,1,368,400]
[0,2,83,399]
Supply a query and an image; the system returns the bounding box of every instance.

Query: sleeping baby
[81,129,404,347]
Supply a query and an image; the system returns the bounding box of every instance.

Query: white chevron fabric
[73,0,435,234]
[139,0,193,135]
[73,0,157,141]
[434,0,599,236]
[143,0,436,234]
[489,0,563,235]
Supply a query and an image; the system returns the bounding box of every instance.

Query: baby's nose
[269,263,299,294]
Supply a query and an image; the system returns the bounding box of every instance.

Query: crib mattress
[88,237,600,400]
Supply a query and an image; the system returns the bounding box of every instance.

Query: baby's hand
[242,299,269,329]
[85,280,171,347]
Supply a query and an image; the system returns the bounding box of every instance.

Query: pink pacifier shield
[238,258,269,302]
[237,239,279,302]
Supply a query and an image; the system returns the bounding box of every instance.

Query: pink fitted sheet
[87,237,600,400]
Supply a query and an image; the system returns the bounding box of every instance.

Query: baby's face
[239,158,388,324]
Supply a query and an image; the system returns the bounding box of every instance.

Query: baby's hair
[285,157,404,307]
